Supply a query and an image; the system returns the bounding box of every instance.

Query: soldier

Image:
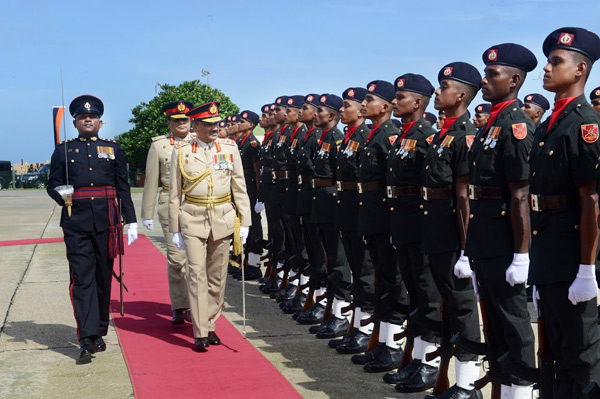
[169,101,250,350]
[590,87,600,114]
[467,43,539,399]
[141,100,194,325]
[402,63,482,395]
[472,103,491,130]
[521,93,550,126]
[231,110,263,281]
[329,87,374,349]
[217,120,228,138]
[383,74,442,383]
[529,27,600,397]
[423,112,438,127]
[47,95,138,359]
[436,110,446,130]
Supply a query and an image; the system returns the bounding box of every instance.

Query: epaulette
[152,134,169,142]
[63,138,76,144]
[100,137,117,143]
[217,138,236,146]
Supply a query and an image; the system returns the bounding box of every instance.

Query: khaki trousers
[182,232,230,338]
[158,193,189,311]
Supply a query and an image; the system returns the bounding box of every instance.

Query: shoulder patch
[511,123,527,140]
[389,135,398,146]
[426,135,435,145]
[152,134,168,142]
[581,124,599,144]
[465,135,475,149]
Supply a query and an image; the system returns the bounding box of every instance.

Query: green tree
[117,80,238,166]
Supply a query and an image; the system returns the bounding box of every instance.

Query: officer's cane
[241,247,246,338]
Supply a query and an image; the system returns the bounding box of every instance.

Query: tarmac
[0,189,521,399]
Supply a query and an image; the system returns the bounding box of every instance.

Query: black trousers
[316,222,350,301]
[428,250,480,361]
[265,200,284,263]
[472,255,535,386]
[286,213,309,271]
[301,215,326,289]
[341,230,374,310]
[245,175,263,255]
[63,227,113,340]
[539,282,600,398]
[396,242,440,342]
[366,233,407,324]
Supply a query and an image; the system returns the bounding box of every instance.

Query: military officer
[168,101,250,350]
[403,63,482,395]
[329,87,375,349]
[141,100,194,325]
[529,27,600,397]
[472,103,491,130]
[231,110,263,281]
[590,87,600,114]
[467,43,538,399]
[383,74,442,384]
[47,95,138,359]
[521,93,550,126]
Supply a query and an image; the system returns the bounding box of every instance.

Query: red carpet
[0,237,64,247]
[110,234,301,399]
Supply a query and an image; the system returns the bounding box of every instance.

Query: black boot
[394,363,439,393]
[329,328,359,349]
[351,342,386,365]
[281,293,307,314]
[79,337,96,360]
[274,284,296,302]
[336,330,371,354]
[363,346,403,372]
[424,384,483,399]
[316,317,350,339]
[383,359,422,384]
[296,303,326,325]
[309,317,333,334]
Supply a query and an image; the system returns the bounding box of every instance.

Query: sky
[1,0,599,165]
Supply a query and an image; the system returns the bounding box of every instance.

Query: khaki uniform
[169,137,251,338]
[141,133,195,311]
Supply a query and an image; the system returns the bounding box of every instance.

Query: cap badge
[368,84,376,92]
[276,98,282,104]
[477,106,482,112]
[307,95,314,102]
[287,98,293,105]
[243,112,248,118]
[487,49,498,61]
[559,32,574,46]
[348,89,355,98]
[443,67,453,77]
[177,102,186,112]
[396,79,405,88]
[209,103,218,115]
[527,95,533,101]
[320,95,327,103]
[84,102,91,110]
[596,90,600,96]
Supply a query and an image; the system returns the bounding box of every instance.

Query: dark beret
[319,94,343,112]
[366,80,396,103]
[304,94,320,108]
[286,95,305,108]
[543,27,600,62]
[474,103,491,114]
[274,96,289,107]
[342,87,368,103]
[482,43,537,72]
[394,73,435,97]
[391,119,402,128]
[438,62,482,89]
[589,87,600,101]
[240,110,260,125]
[523,93,550,111]
[261,104,272,114]
[423,112,437,125]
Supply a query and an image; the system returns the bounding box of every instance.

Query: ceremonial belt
[530,193,578,212]
[421,187,453,201]
[298,175,314,185]
[161,183,169,193]
[311,178,336,188]
[272,170,297,180]
[386,185,421,198]
[73,186,122,259]
[468,184,510,200]
[336,181,358,191]
[357,181,385,194]
[185,192,232,207]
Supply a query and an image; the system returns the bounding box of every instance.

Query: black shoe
[172,309,185,325]
[94,336,107,352]
[207,331,221,345]
[282,293,307,314]
[363,346,403,373]
[296,303,326,325]
[329,328,359,349]
[260,278,281,294]
[274,284,296,302]
[79,338,96,359]
[194,337,209,350]
[336,330,371,354]
[309,317,334,334]
[228,264,238,275]
[351,342,386,365]
[383,359,422,384]
[243,267,263,281]
[316,317,350,339]
[185,310,191,323]
[424,384,482,399]
[395,363,439,393]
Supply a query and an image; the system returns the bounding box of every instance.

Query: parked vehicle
[0,161,13,189]
[20,164,50,189]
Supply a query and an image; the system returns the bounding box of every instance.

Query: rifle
[474,299,501,398]
[428,298,450,395]
[395,308,418,369]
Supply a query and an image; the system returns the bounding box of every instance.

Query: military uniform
[141,100,195,314]
[169,103,250,340]
[47,95,137,357]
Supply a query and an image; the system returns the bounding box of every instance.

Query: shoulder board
[152,134,168,142]
[217,138,236,146]
[100,138,117,143]
[63,138,76,144]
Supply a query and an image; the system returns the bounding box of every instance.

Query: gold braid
[178,147,215,208]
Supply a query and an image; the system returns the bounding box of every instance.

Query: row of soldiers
[140,27,600,398]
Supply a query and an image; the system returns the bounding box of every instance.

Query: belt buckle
[284,171,289,179]
[422,187,428,201]
[357,183,364,194]
[386,186,393,198]
[271,171,276,180]
[531,194,540,212]
[336,181,342,191]
[468,184,475,200]
[298,175,302,184]
[311,180,316,189]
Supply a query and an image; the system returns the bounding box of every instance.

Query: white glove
[240,226,249,245]
[362,236,367,245]
[172,232,185,250]
[454,250,471,279]
[568,264,599,305]
[471,271,479,299]
[532,285,540,311]
[505,253,529,286]
[127,223,138,246]
[255,201,265,213]
[141,219,154,231]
